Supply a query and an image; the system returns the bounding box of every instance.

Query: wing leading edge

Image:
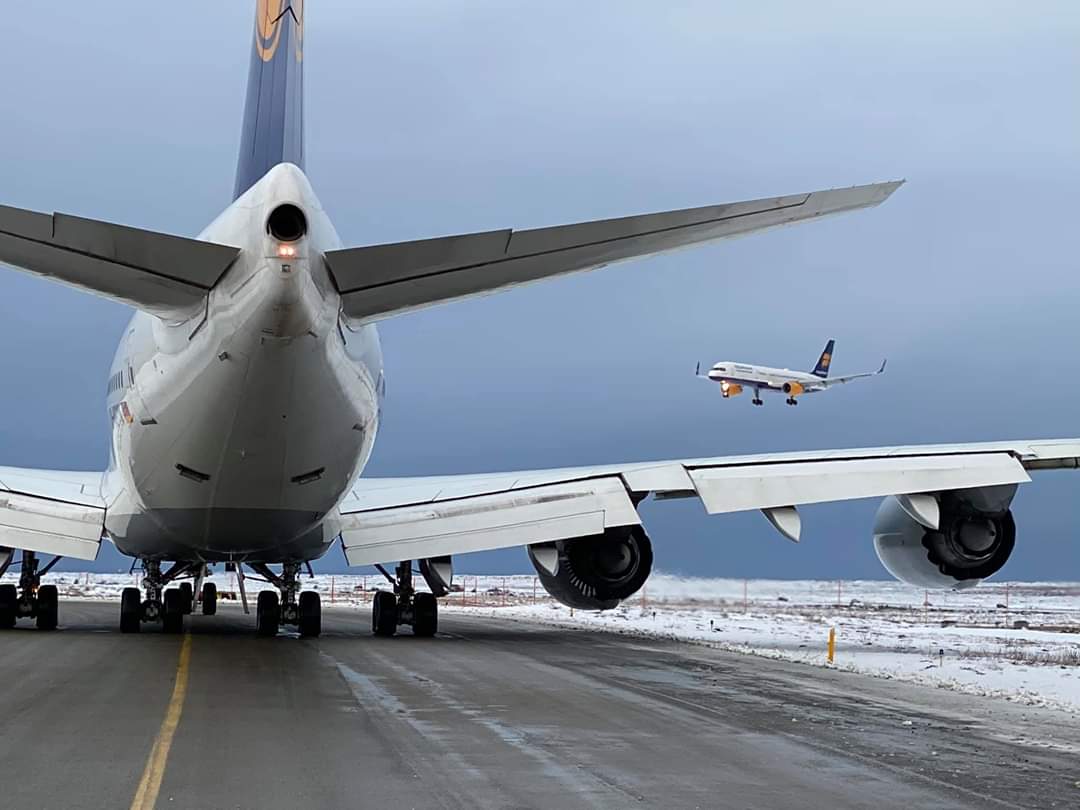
[338,439,1080,566]
[326,180,903,323]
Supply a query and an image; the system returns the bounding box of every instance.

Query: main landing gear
[248,562,321,638]
[785,397,799,406]
[0,551,61,631]
[371,560,438,638]
[752,388,763,406]
[120,560,208,634]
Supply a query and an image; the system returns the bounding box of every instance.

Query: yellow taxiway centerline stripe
[130,632,192,810]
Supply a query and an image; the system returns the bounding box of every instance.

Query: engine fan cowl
[873,485,1017,589]
[528,526,653,610]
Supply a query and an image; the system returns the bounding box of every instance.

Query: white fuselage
[101,164,383,563]
[707,362,823,398]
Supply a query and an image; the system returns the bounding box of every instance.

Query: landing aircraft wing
[338,439,1080,565]
[816,359,888,388]
[326,181,903,323]
[0,204,240,317]
[0,467,106,562]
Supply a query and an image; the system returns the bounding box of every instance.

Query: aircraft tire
[162,589,184,634]
[202,582,217,616]
[121,587,142,633]
[413,592,437,637]
[298,591,321,638]
[372,591,397,637]
[36,585,58,631]
[256,590,280,637]
[179,581,194,615]
[0,584,17,629]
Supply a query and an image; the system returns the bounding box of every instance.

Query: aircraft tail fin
[234,1,306,199]
[811,339,835,378]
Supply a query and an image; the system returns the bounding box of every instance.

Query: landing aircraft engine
[873,485,1017,589]
[527,526,653,610]
[782,381,804,395]
[720,382,743,398]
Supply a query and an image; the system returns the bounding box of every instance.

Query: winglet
[878,358,887,374]
[695,362,702,377]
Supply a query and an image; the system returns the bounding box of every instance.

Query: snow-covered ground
[8,571,1079,712]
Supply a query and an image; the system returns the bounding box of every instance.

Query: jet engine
[873,485,1017,589]
[782,381,805,395]
[528,526,653,610]
[721,382,743,398]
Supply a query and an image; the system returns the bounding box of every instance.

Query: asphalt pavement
[1,600,1077,809]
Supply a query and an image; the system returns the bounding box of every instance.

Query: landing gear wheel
[372,591,397,637]
[256,590,280,637]
[201,582,217,616]
[753,398,763,406]
[413,592,438,637]
[162,589,184,634]
[0,584,16,629]
[298,591,321,638]
[179,581,194,615]
[35,585,58,631]
[121,587,142,633]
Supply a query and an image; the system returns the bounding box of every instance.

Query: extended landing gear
[249,562,321,638]
[752,388,763,406]
[0,551,61,631]
[785,397,799,406]
[120,560,203,634]
[371,561,438,638]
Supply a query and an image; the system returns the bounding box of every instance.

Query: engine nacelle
[721,382,743,398]
[873,485,1017,589]
[782,381,805,395]
[528,526,653,610]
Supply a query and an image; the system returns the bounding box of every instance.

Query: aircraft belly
[111,315,377,557]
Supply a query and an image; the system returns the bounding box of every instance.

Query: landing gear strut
[0,551,61,631]
[372,560,438,638]
[249,562,321,638]
[752,388,763,406]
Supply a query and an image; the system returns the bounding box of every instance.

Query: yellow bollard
[827,627,836,664]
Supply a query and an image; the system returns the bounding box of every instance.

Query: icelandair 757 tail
[811,339,835,378]
[234,0,306,199]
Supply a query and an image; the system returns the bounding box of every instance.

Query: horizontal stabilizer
[0,204,241,317]
[327,181,903,323]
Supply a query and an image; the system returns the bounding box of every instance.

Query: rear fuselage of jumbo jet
[101,164,383,563]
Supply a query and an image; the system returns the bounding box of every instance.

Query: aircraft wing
[816,360,888,388]
[0,467,106,562]
[326,181,903,323]
[337,439,1080,565]
[0,203,240,318]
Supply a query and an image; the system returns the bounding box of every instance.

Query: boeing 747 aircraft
[697,340,886,406]
[1,1,1078,638]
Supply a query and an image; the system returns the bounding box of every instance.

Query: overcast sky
[2,1,1078,578]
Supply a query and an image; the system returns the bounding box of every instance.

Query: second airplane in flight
[698,340,886,406]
